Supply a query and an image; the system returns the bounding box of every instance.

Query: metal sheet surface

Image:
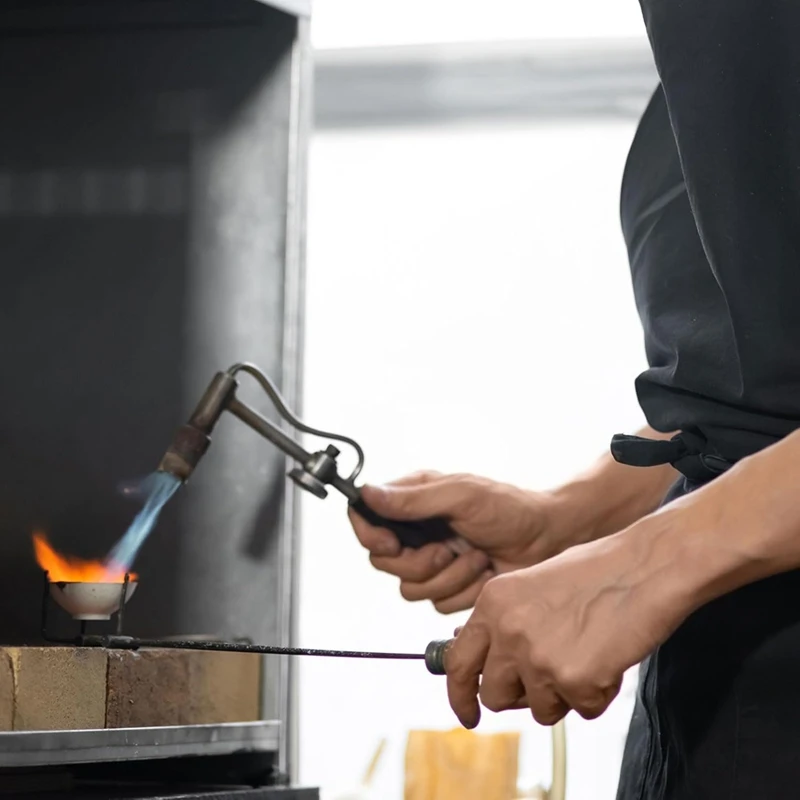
[0,0,306,741]
[41,790,319,799]
[314,38,657,127]
[0,721,280,768]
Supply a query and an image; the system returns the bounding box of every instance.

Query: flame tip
[32,531,137,584]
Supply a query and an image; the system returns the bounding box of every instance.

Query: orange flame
[33,532,137,583]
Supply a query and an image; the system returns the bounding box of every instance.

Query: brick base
[0,647,262,731]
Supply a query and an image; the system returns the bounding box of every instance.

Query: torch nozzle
[156,371,238,482]
[156,423,212,483]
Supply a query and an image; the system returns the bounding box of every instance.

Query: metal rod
[40,574,76,645]
[125,638,426,661]
[40,571,50,640]
[331,473,360,502]
[116,574,130,635]
[227,397,311,464]
[36,571,430,666]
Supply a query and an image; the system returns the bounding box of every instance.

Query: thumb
[361,478,475,522]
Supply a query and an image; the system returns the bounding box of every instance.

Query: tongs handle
[349,496,457,549]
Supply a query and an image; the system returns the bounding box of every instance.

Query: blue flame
[107,472,181,571]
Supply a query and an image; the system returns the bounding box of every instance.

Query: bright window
[298,118,648,799]
[312,0,647,49]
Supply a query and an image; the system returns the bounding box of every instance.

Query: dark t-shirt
[620,2,800,464]
[616,7,800,796]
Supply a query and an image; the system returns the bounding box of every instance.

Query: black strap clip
[610,431,732,481]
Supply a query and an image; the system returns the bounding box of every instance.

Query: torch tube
[227,397,310,464]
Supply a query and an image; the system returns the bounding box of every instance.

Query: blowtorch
[157,362,470,552]
[154,362,465,676]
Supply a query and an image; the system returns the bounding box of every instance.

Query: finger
[370,544,456,582]
[400,549,491,602]
[435,571,493,614]
[360,476,476,523]
[527,689,570,726]
[478,694,546,712]
[446,622,490,729]
[478,651,527,713]
[350,502,477,562]
[348,506,403,557]
[387,470,443,487]
[348,470,450,556]
[559,674,622,721]
[348,470,446,557]
[520,669,570,726]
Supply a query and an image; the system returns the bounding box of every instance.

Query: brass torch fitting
[424,639,452,675]
[157,425,212,482]
[157,371,238,482]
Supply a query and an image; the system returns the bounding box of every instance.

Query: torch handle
[349,497,458,549]
[424,638,453,675]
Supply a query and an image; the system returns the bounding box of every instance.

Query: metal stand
[117,572,130,635]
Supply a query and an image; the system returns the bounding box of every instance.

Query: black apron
[613,456,800,800]
[613,2,800,797]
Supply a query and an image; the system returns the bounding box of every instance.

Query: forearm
[547,425,678,547]
[605,428,800,630]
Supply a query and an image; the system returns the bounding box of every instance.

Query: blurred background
[298,2,658,797]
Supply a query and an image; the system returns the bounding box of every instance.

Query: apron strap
[610,430,733,481]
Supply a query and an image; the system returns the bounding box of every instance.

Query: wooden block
[405,728,520,800]
[106,648,261,728]
[5,647,107,731]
